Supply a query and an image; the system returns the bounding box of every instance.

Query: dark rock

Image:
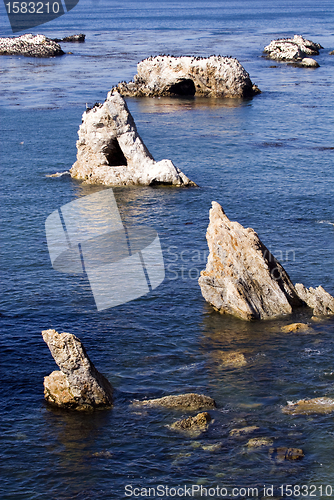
[53,34,85,43]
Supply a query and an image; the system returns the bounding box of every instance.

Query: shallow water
[1,1,334,499]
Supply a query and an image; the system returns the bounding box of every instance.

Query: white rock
[295,284,334,316]
[264,35,323,62]
[70,92,195,186]
[113,55,260,98]
[300,57,320,67]
[0,34,64,57]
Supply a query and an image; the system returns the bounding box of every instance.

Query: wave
[46,171,70,178]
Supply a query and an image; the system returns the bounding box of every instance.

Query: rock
[295,284,334,316]
[229,426,260,437]
[42,329,113,410]
[216,350,247,367]
[112,55,260,98]
[330,51,334,55]
[201,442,223,452]
[0,34,64,57]
[282,397,334,415]
[269,447,304,461]
[170,412,212,435]
[281,323,310,333]
[198,202,304,320]
[53,34,85,43]
[264,35,323,62]
[247,437,274,448]
[70,92,195,187]
[300,57,320,67]
[132,393,216,410]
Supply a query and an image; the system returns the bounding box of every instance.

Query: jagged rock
[0,34,64,57]
[132,393,216,410]
[198,202,304,320]
[282,397,334,415]
[53,34,85,43]
[281,323,310,333]
[300,57,320,67]
[42,329,113,410]
[112,55,260,98]
[264,35,323,62]
[70,92,195,187]
[269,447,304,461]
[295,284,334,316]
[229,426,259,437]
[170,412,212,435]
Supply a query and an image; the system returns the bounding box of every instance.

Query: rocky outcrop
[282,397,334,415]
[263,35,323,64]
[42,329,113,410]
[53,34,85,43]
[70,92,195,186]
[112,55,260,98]
[199,202,334,320]
[198,202,304,320]
[132,393,216,410]
[0,34,64,57]
[295,284,334,316]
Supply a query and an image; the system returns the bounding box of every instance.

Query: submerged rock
[282,397,334,415]
[0,34,64,57]
[42,329,113,410]
[198,202,304,320]
[281,323,310,333]
[229,426,259,437]
[247,437,273,448]
[53,34,85,43]
[170,412,212,436]
[112,55,260,98]
[215,350,247,367]
[132,393,216,410]
[269,447,304,461]
[70,92,195,187]
[295,284,334,316]
[264,35,323,63]
[199,202,334,320]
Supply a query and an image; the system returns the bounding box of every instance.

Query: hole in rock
[167,79,196,96]
[104,138,128,166]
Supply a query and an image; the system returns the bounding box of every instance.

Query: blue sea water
[1,1,334,499]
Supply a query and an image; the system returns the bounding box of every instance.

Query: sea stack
[263,35,323,66]
[198,202,334,320]
[112,55,260,98]
[70,92,195,186]
[42,329,113,410]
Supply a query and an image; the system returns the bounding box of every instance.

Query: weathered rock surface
[170,412,212,436]
[199,202,334,320]
[132,393,216,410]
[53,34,85,43]
[42,329,113,410]
[295,284,334,316]
[264,35,323,62]
[198,202,304,320]
[282,397,334,415]
[0,34,64,57]
[247,437,273,448]
[70,92,195,186]
[112,55,260,98]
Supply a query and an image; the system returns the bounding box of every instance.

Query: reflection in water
[136,96,251,114]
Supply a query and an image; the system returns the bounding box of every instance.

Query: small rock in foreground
[42,329,113,410]
[281,323,310,333]
[282,397,334,415]
[170,412,212,435]
[269,447,304,461]
[112,55,260,98]
[0,34,64,57]
[264,35,323,62]
[132,393,216,410]
[70,92,195,187]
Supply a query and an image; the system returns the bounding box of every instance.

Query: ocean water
[1,1,334,499]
